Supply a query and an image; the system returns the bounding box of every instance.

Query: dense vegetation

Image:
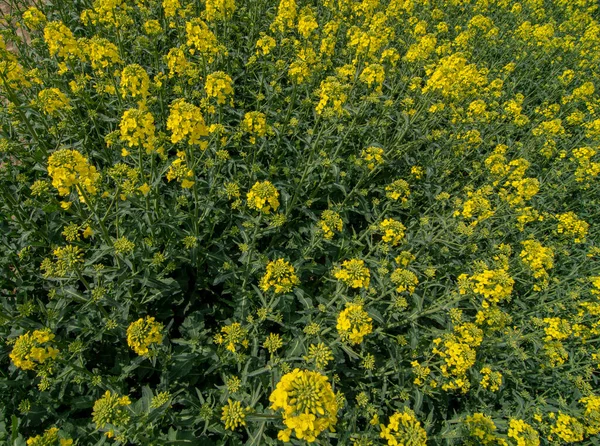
[1,0,600,444]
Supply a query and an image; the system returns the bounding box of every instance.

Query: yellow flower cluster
[255,34,276,56]
[166,151,195,188]
[334,259,370,289]
[186,19,224,62]
[163,0,182,18]
[432,322,483,393]
[214,322,249,353]
[44,21,82,60]
[360,63,385,93]
[385,179,410,202]
[92,390,131,439]
[242,111,268,144]
[319,210,343,239]
[126,316,163,356]
[454,187,495,226]
[520,239,554,291]
[80,0,133,29]
[82,36,122,74]
[205,0,236,21]
[379,409,428,446]
[336,302,373,345]
[507,418,539,446]
[303,343,334,369]
[247,180,279,213]
[390,268,418,294]
[556,212,589,243]
[479,367,502,392]
[316,77,348,117]
[549,413,584,443]
[458,268,514,307]
[26,427,73,446]
[361,146,385,170]
[119,107,157,154]
[571,147,600,187]
[167,99,209,146]
[165,47,191,78]
[543,317,571,342]
[120,64,150,100]
[260,258,300,294]
[269,368,338,443]
[423,53,488,100]
[40,245,85,277]
[379,218,406,246]
[270,0,297,33]
[580,394,600,436]
[22,7,47,30]
[10,329,59,371]
[464,413,499,445]
[47,149,100,201]
[37,88,71,116]
[221,399,250,430]
[205,71,234,105]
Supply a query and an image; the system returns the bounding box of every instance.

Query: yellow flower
[37,88,71,116]
[92,390,131,436]
[167,99,209,146]
[520,239,554,291]
[83,226,94,238]
[264,333,284,353]
[390,268,418,294]
[214,322,249,353]
[336,303,373,345]
[303,343,334,369]
[379,218,406,246]
[82,36,121,74]
[126,316,163,356]
[221,399,249,430]
[255,34,276,56]
[380,409,427,445]
[319,210,343,239]
[120,64,150,100]
[205,0,236,21]
[507,418,540,446]
[549,413,584,443]
[47,149,100,202]
[269,369,338,443]
[119,107,157,154]
[361,147,385,170]
[143,19,162,35]
[10,329,59,371]
[316,77,348,117]
[247,180,279,213]
[580,394,600,436]
[464,413,498,444]
[334,259,370,289]
[260,259,299,294]
[479,367,503,392]
[43,21,82,60]
[185,18,225,62]
[556,212,589,243]
[26,427,62,446]
[241,111,267,144]
[270,0,297,33]
[138,183,151,196]
[205,71,234,105]
[22,7,47,29]
[385,179,410,202]
[163,0,181,18]
[166,151,195,188]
